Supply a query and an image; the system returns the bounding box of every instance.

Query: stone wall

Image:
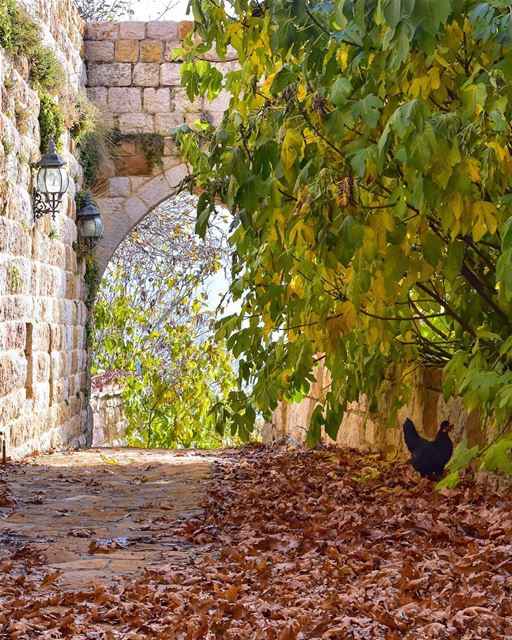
[90,372,128,447]
[0,0,90,458]
[270,366,488,456]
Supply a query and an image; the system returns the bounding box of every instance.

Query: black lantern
[33,136,69,222]
[77,193,103,248]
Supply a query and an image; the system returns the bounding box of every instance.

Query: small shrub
[38,93,64,152]
[77,126,116,193]
[8,265,22,292]
[0,0,64,93]
[69,93,100,144]
[2,139,13,156]
[84,253,100,308]
[14,101,30,134]
[29,45,65,94]
[0,0,40,57]
[111,130,166,171]
[139,133,165,171]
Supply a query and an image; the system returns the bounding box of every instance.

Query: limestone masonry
[0,0,88,458]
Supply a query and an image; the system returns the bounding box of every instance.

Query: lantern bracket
[33,188,62,222]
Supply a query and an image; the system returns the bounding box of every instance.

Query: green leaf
[443,241,464,282]
[424,233,444,266]
[413,0,452,35]
[436,470,460,489]
[329,77,352,107]
[482,438,512,473]
[306,405,324,447]
[448,439,479,472]
[270,64,298,95]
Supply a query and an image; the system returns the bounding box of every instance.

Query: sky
[131,0,191,21]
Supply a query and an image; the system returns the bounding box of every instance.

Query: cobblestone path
[0,448,214,589]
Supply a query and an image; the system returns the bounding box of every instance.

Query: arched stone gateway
[83,20,232,274]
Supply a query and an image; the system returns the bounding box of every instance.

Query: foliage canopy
[176,0,512,470]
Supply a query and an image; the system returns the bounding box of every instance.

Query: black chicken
[403,418,454,478]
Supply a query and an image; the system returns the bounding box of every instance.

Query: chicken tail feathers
[403,418,421,453]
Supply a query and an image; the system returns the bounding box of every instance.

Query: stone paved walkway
[0,448,214,589]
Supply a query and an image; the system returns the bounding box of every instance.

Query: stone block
[154,112,184,134]
[137,175,171,208]
[118,113,154,134]
[123,196,148,224]
[115,40,139,63]
[85,22,120,41]
[139,40,163,63]
[165,164,188,190]
[0,322,25,351]
[0,390,24,423]
[31,324,51,352]
[88,63,132,87]
[108,177,130,197]
[205,89,230,112]
[178,21,193,41]
[143,88,171,113]
[86,87,109,111]
[108,87,142,113]
[163,136,179,156]
[0,351,27,397]
[146,21,178,40]
[206,111,225,127]
[0,295,33,322]
[185,112,205,125]
[118,21,146,40]
[173,86,202,111]
[132,63,160,87]
[85,41,114,63]
[115,154,149,176]
[31,382,50,411]
[164,41,182,62]
[160,62,182,86]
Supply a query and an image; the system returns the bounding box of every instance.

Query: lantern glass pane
[37,167,48,193]
[80,218,98,238]
[59,167,69,193]
[44,167,63,194]
[96,217,104,238]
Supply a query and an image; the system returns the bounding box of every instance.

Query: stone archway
[94,162,189,276]
[83,19,232,274]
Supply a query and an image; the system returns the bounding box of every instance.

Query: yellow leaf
[297,84,307,101]
[472,201,496,241]
[100,454,122,466]
[488,142,512,174]
[465,158,481,183]
[281,128,303,173]
[450,192,464,220]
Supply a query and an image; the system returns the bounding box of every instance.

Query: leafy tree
[174,0,512,471]
[93,194,238,448]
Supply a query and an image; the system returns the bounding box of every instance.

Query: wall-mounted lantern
[33,136,69,222]
[77,193,104,248]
